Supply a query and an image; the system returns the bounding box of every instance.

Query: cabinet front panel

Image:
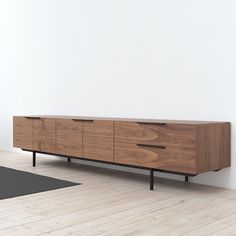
[13,117,33,150]
[83,120,113,162]
[56,119,82,157]
[115,142,196,174]
[33,118,56,153]
[115,122,196,149]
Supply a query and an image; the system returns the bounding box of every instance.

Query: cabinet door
[56,119,82,157]
[13,117,33,150]
[83,120,113,162]
[32,118,56,153]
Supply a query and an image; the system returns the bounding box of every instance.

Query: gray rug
[0,166,80,200]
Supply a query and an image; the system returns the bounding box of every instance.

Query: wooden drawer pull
[137,122,166,126]
[137,144,166,149]
[72,119,94,122]
[24,117,41,120]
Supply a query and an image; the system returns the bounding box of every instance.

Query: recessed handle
[24,117,41,120]
[72,119,94,122]
[137,144,166,149]
[137,122,166,126]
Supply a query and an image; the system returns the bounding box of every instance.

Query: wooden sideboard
[13,116,231,190]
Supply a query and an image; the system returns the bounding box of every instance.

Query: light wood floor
[0,151,236,236]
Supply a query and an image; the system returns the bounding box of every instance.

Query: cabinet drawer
[115,121,196,149]
[115,143,196,174]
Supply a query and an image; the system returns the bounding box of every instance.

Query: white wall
[0,0,235,188]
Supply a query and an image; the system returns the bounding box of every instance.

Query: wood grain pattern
[32,118,56,153]
[83,120,114,162]
[115,142,196,174]
[13,117,33,150]
[56,119,82,157]
[197,123,231,173]
[13,116,231,175]
[115,121,196,149]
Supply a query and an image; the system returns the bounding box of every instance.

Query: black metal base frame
[23,149,196,191]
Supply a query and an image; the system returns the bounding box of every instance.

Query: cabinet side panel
[196,126,209,173]
[220,123,231,168]
[13,117,33,150]
[197,123,231,173]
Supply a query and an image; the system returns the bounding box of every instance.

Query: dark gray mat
[0,166,80,200]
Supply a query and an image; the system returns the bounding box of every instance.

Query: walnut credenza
[13,116,231,190]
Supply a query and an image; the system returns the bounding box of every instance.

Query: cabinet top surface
[13,115,230,125]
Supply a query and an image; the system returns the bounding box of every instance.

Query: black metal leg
[33,151,36,167]
[185,176,189,182]
[67,158,71,163]
[150,169,154,190]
